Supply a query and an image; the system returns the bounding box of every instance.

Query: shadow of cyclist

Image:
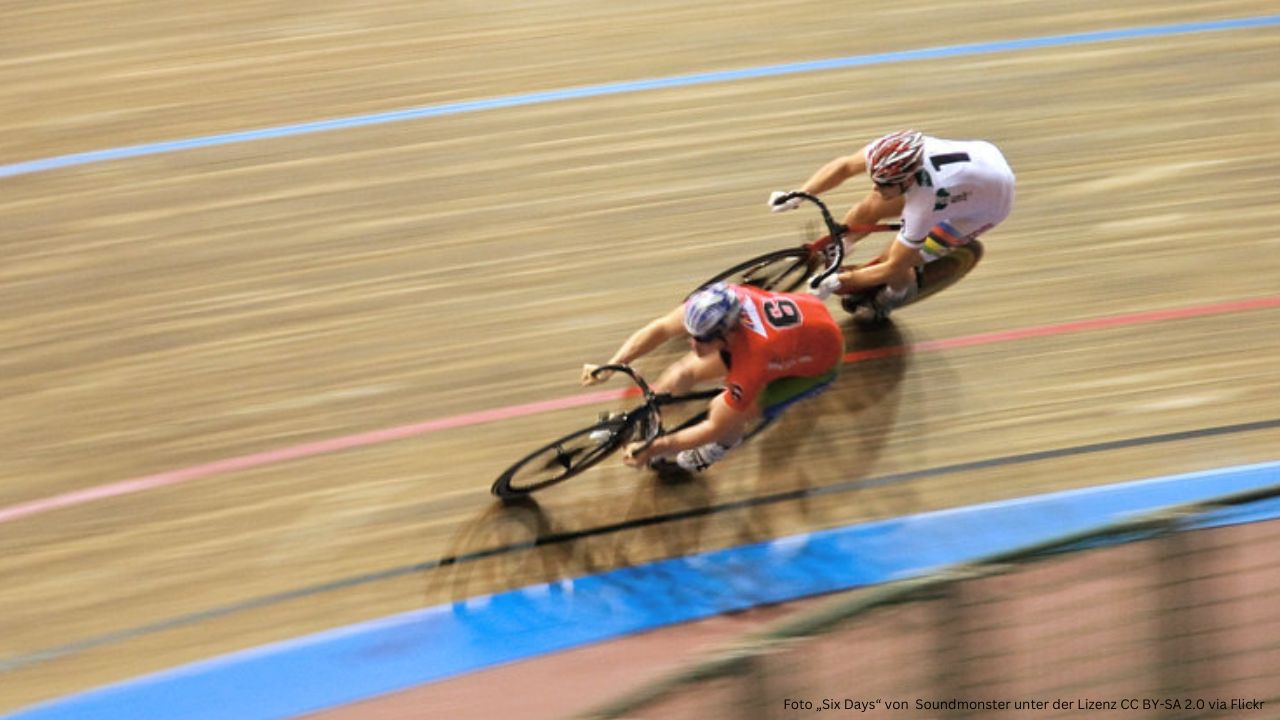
[737,318,911,531]
[833,319,925,517]
[829,317,911,458]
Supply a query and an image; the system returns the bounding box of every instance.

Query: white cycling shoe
[674,440,737,472]
[849,281,919,324]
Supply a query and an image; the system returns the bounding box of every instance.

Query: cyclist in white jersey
[768,130,1015,319]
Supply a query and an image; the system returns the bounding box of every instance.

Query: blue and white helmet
[683,282,742,341]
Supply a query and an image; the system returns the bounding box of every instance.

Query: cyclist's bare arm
[796,148,902,249]
[842,192,906,246]
[624,394,749,467]
[799,148,868,196]
[836,235,921,290]
[652,346,727,396]
[582,305,685,385]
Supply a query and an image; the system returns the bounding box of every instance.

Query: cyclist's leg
[841,241,916,317]
[861,219,995,320]
[880,222,962,303]
[671,369,837,472]
[670,395,757,472]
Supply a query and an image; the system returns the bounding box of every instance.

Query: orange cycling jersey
[720,284,844,411]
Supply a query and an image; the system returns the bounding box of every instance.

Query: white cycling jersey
[866,136,1015,258]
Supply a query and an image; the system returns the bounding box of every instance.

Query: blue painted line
[5,460,1277,720]
[7,418,1279,677]
[2,15,1279,179]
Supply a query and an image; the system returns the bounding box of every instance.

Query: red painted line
[0,388,629,525]
[3,295,1279,525]
[843,295,1280,363]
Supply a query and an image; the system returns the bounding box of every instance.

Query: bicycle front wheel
[491,415,630,499]
[699,248,818,293]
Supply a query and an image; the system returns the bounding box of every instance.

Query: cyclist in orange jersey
[582,282,843,472]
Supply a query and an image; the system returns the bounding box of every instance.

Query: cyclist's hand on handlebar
[581,363,614,386]
[768,190,803,213]
[622,441,650,469]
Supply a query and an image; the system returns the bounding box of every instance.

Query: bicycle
[491,364,726,499]
[699,191,983,316]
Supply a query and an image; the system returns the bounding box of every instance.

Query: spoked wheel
[914,240,984,303]
[491,415,631,499]
[700,248,819,293]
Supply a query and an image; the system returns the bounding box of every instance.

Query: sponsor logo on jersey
[767,354,814,371]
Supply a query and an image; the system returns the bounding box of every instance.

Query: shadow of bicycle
[426,316,923,607]
[424,472,718,606]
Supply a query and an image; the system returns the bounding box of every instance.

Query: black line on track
[4,416,1277,673]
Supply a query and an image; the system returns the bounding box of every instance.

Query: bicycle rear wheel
[700,248,818,293]
[491,415,630,499]
[914,240,984,304]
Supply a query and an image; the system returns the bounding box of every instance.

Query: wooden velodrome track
[2,1,1279,714]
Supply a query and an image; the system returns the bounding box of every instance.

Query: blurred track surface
[2,0,1279,711]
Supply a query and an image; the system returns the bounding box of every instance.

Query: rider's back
[900,136,1015,242]
[721,285,843,409]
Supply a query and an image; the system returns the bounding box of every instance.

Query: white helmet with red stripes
[867,130,925,185]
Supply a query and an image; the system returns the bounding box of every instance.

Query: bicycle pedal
[649,458,694,483]
[840,292,870,314]
[648,457,682,473]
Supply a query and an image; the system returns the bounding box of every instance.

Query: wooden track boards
[1,1,1278,711]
